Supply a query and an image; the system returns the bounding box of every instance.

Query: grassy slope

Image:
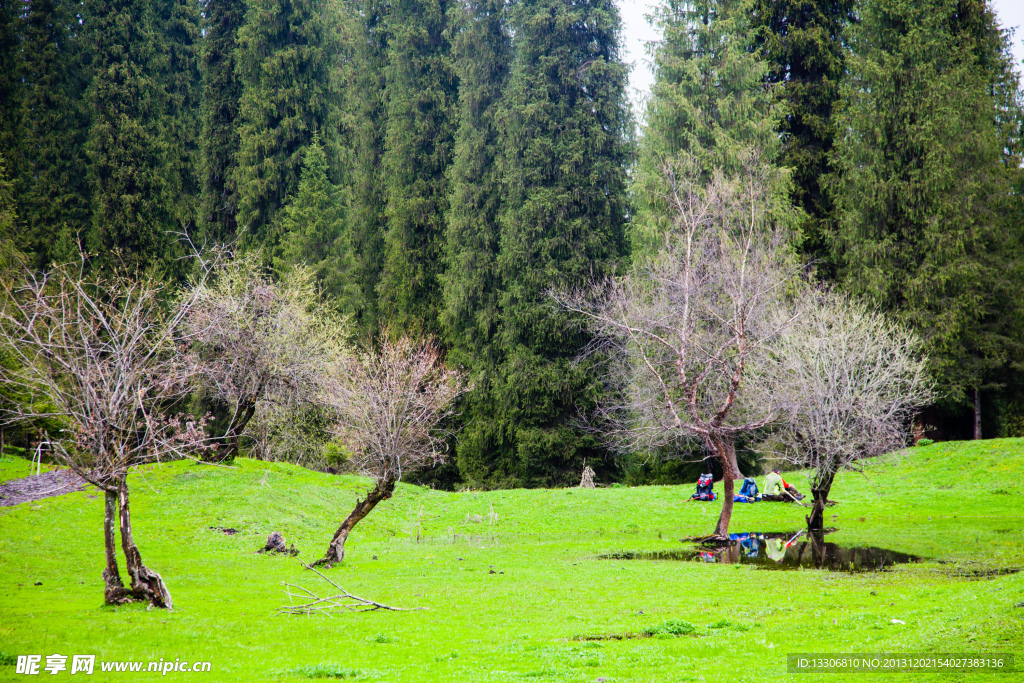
[0,439,1022,682]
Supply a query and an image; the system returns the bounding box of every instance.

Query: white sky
[620,0,1024,114]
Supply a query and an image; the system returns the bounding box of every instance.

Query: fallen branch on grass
[276,562,425,616]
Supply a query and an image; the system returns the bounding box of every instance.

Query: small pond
[600,531,926,572]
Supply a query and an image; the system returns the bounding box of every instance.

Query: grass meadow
[1,439,1022,681]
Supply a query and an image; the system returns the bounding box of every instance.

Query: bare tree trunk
[209,399,258,462]
[117,480,173,609]
[102,488,127,604]
[723,436,741,478]
[974,389,982,440]
[711,438,737,538]
[317,477,397,565]
[912,414,924,445]
[806,470,836,532]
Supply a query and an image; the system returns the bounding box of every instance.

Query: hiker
[691,473,716,501]
[734,477,760,503]
[765,537,787,562]
[762,469,804,502]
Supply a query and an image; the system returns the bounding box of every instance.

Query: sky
[619,0,1024,113]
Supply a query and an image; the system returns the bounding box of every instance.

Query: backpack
[693,473,716,501]
[739,477,759,499]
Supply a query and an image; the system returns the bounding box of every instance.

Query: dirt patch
[0,469,86,507]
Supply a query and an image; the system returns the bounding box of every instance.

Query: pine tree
[18,0,92,266]
[828,0,1024,432]
[156,0,203,254]
[199,0,246,244]
[343,0,389,332]
[376,0,459,333]
[234,0,346,252]
[460,0,630,487]
[440,0,511,483]
[0,0,24,230]
[276,135,363,315]
[633,0,787,253]
[750,0,854,270]
[84,0,174,275]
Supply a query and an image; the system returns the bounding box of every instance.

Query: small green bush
[289,665,371,679]
[916,439,934,447]
[644,619,697,637]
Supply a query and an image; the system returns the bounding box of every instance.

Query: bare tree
[557,153,804,539]
[182,257,346,462]
[758,290,934,530]
[0,261,209,608]
[316,335,466,565]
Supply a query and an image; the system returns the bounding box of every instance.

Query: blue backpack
[734,477,761,503]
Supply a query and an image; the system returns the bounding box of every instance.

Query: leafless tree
[181,256,347,462]
[316,334,466,565]
[756,290,934,530]
[0,261,211,608]
[556,153,805,539]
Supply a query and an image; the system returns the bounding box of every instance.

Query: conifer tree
[750,0,854,270]
[200,0,246,244]
[376,0,459,333]
[18,0,92,266]
[0,0,24,225]
[440,0,510,480]
[84,0,174,275]
[828,0,1024,433]
[633,0,787,253]
[344,0,389,331]
[276,135,362,315]
[234,0,346,251]
[460,0,630,487]
[156,0,203,252]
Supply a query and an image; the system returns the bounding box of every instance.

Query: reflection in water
[600,531,925,572]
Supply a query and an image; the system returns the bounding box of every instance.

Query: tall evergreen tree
[234,0,346,252]
[440,0,511,481]
[633,0,788,253]
[750,0,854,270]
[200,0,246,245]
[156,0,203,252]
[344,0,390,332]
[84,0,174,275]
[0,0,24,227]
[18,0,92,266]
[828,0,1024,434]
[276,135,362,315]
[456,0,630,487]
[376,0,459,333]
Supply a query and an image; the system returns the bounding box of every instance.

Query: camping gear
[692,473,716,501]
[734,477,761,503]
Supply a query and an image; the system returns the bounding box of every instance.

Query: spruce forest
[1,0,1023,490]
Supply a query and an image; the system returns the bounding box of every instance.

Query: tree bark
[102,487,127,604]
[912,414,924,444]
[209,399,258,462]
[711,437,737,538]
[117,480,173,609]
[723,435,741,478]
[974,388,982,440]
[318,477,397,565]
[805,469,836,532]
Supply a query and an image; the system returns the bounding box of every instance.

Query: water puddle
[599,531,926,572]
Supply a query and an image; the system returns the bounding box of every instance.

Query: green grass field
[1,440,1022,681]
